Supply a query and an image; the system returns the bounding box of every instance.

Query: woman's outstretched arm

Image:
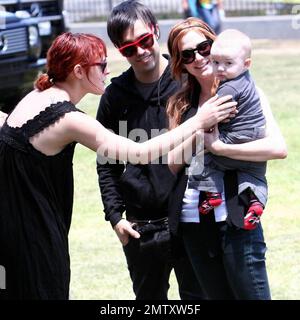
[204,87,288,161]
[66,95,236,164]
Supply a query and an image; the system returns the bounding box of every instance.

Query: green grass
[250,41,300,299]
[69,40,300,300]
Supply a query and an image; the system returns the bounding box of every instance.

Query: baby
[189,29,267,230]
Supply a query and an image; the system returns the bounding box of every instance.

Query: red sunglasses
[118,33,154,57]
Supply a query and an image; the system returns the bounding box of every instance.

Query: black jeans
[123,219,205,300]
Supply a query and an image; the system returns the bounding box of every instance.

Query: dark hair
[35,32,106,91]
[107,0,158,47]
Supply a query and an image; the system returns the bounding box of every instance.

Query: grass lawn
[69,40,300,300]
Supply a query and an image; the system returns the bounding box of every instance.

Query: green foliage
[69,40,300,300]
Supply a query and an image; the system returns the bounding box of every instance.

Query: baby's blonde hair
[213,29,252,59]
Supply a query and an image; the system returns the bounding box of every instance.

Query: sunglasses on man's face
[118,33,154,58]
[90,61,107,73]
[181,39,213,64]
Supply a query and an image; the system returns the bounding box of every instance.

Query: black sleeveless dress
[0,101,81,299]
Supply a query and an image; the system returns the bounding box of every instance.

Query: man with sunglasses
[96,0,204,300]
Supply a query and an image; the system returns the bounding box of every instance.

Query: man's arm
[96,88,126,227]
[96,88,140,245]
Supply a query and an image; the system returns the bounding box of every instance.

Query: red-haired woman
[0,32,236,299]
[166,18,287,299]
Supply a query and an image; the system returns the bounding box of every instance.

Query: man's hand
[113,219,140,246]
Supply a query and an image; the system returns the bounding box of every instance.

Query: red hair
[35,32,107,91]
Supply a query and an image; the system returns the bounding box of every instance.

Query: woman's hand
[220,107,238,123]
[204,125,224,155]
[197,95,237,130]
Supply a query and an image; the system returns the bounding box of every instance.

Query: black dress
[0,101,81,299]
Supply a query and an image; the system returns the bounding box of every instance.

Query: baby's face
[210,44,248,82]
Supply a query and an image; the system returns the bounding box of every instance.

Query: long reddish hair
[167,18,217,129]
[35,32,107,91]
